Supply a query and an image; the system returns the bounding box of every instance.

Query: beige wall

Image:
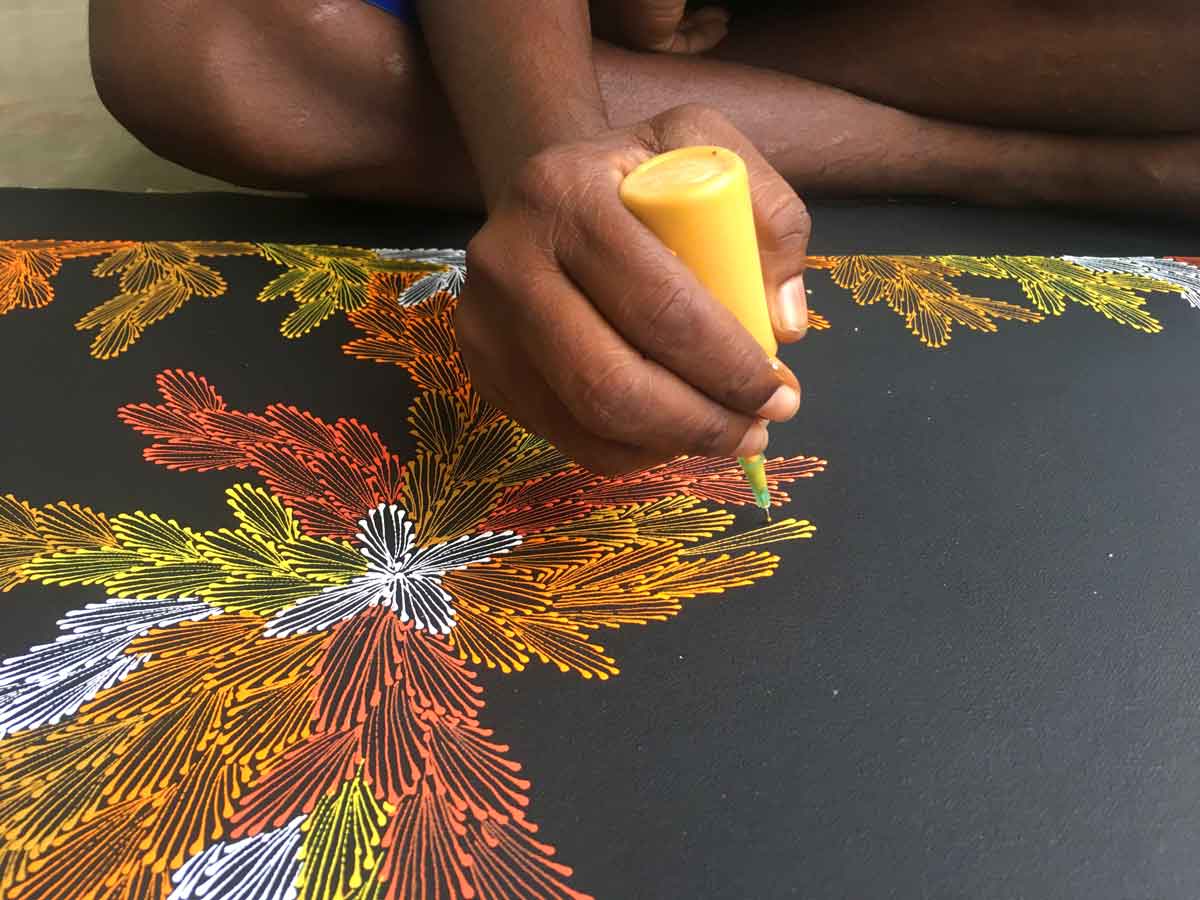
[0,2,244,191]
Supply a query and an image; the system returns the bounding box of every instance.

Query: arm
[417,0,608,206]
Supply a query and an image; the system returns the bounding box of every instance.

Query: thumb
[717,130,812,343]
[751,169,811,344]
[616,1,728,54]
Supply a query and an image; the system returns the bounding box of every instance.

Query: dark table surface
[2,188,1199,899]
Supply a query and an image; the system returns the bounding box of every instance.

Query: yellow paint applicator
[620,146,780,521]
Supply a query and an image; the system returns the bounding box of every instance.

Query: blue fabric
[363,0,417,24]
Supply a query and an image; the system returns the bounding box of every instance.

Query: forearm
[417,0,609,206]
[594,44,1138,212]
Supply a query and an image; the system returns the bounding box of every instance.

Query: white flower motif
[0,597,219,738]
[1064,255,1200,309]
[373,247,466,306]
[265,503,519,637]
[168,816,305,900]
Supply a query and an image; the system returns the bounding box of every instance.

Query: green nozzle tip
[738,454,772,517]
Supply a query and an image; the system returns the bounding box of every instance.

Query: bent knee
[88,0,265,179]
[89,0,437,191]
[88,0,158,135]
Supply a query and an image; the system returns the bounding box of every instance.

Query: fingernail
[776,275,808,340]
[768,356,800,391]
[756,383,800,422]
[734,421,769,458]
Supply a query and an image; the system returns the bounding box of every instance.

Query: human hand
[595,1,731,54]
[456,104,811,475]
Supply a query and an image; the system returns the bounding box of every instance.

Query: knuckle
[674,102,727,131]
[725,345,774,411]
[653,103,729,145]
[685,411,736,457]
[643,276,695,340]
[513,150,573,212]
[565,174,617,244]
[464,233,503,286]
[511,149,605,253]
[758,187,812,248]
[576,357,647,439]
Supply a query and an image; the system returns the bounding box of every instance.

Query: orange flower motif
[0,244,59,313]
[0,240,133,316]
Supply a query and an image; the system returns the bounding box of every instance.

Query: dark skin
[89,0,1200,474]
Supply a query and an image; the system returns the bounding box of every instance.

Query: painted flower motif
[256,244,444,338]
[78,241,261,358]
[376,248,466,305]
[806,254,1045,347]
[1064,255,1200,309]
[0,597,219,738]
[0,244,60,313]
[266,503,520,637]
[0,240,132,318]
[806,253,1190,346]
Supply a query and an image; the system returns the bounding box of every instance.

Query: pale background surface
[1,1,244,192]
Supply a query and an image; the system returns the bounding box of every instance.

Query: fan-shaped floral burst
[265,503,521,638]
[376,248,467,306]
[0,246,59,313]
[806,254,1189,347]
[256,244,445,338]
[0,241,131,317]
[936,254,1172,332]
[1064,255,1200,310]
[0,277,825,898]
[79,241,258,359]
[807,254,1045,347]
